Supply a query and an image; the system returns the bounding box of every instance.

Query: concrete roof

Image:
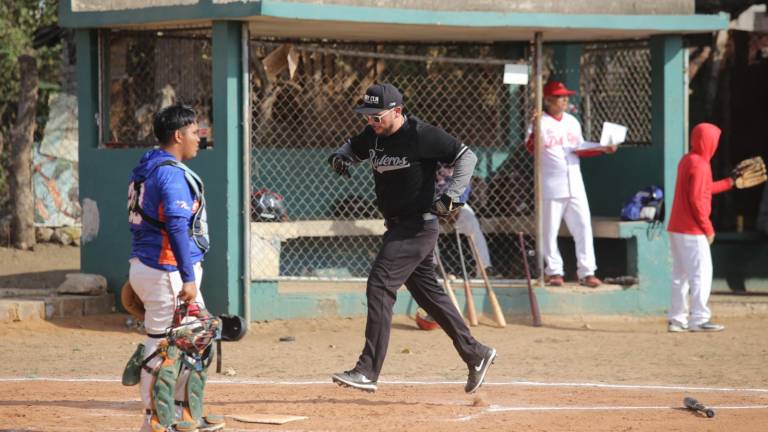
[60,0,728,42]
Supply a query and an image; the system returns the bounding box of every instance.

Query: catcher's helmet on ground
[251,188,288,222]
[218,314,248,341]
[415,308,440,331]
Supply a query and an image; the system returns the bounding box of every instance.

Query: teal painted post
[650,35,686,221]
[640,35,686,312]
[75,30,98,152]
[76,29,99,278]
[189,22,244,315]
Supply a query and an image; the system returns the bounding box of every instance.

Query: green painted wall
[711,233,768,291]
[78,23,245,316]
[78,29,137,298]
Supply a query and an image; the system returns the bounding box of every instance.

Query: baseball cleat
[579,275,602,288]
[546,275,564,287]
[465,346,496,393]
[689,321,725,332]
[332,370,377,393]
[667,320,689,333]
[196,415,225,432]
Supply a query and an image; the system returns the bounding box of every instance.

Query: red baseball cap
[544,81,576,97]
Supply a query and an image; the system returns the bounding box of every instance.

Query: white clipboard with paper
[574,122,628,151]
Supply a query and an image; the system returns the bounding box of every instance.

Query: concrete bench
[250,216,646,278]
[557,216,648,239]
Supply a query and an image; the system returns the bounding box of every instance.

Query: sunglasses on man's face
[366,108,395,123]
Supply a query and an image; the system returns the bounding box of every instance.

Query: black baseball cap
[353,83,403,115]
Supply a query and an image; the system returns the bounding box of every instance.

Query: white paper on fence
[503,64,528,85]
[599,121,628,146]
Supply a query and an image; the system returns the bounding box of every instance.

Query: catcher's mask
[218,314,248,341]
[251,188,288,222]
[168,302,221,356]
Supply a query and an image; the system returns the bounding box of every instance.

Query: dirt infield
[1,313,768,431]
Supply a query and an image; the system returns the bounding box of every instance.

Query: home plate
[230,414,309,425]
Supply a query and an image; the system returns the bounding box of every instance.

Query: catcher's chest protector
[128,160,210,254]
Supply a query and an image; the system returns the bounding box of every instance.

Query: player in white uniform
[526,81,617,287]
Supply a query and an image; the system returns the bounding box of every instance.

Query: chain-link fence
[249,41,536,281]
[579,42,652,146]
[97,32,651,283]
[101,28,213,148]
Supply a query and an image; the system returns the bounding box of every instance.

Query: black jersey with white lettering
[348,116,466,219]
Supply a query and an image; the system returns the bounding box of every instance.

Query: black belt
[385,213,436,227]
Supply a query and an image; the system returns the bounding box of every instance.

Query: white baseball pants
[454,205,492,272]
[542,196,597,279]
[667,233,712,326]
[128,258,205,427]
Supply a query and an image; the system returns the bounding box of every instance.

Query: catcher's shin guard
[145,409,198,432]
[150,344,182,428]
[177,358,225,431]
[122,343,144,386]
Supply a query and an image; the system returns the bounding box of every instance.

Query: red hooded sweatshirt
[667,123,733,237]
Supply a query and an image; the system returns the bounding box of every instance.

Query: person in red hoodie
[666,123,732,333]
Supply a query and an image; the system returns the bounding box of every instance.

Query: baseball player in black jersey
[328,83,496,394]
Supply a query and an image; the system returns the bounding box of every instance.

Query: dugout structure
[60,0,726,320]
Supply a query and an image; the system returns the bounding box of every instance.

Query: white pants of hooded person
[667,233,713,326]
[129,258,205,430]
[454,205,492,271]
[542,196,597,279]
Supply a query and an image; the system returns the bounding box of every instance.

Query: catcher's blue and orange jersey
[128,149,203,281]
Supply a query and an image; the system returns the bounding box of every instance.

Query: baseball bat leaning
[518,232,542,327]
[434,245,463,317]
[455,230,479,327]
[467,234,506,328]
[683,397,715,418]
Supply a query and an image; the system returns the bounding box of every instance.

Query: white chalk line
[487,404,768,412]
[455,404,768,421]
[2,376,768,394]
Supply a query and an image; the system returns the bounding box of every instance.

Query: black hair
[153,103,197,145]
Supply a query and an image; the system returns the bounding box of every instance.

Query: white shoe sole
[690,326,724,332]
[332,374,377,393]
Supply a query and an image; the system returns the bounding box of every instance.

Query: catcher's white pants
[129,258,205,426]
[454,205,492,271]
[542,196,597,279]
[667,233,712,326]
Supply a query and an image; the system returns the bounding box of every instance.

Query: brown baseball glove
[731,156,767,189]
[120,280,145,320]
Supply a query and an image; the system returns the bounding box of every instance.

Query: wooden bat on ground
[467,234,506,328]
[518,232,542,327]
[434,245,463,317]
[455,230,479,326]
[684,397,715,418]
